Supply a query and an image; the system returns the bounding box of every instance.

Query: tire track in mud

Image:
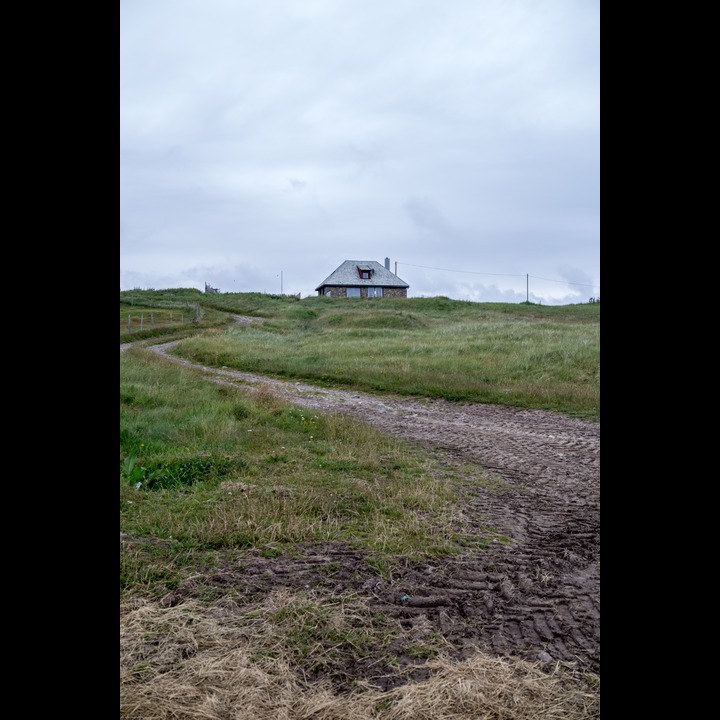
[130,337,600,677]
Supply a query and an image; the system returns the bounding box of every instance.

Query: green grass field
[121,289,599,418]
[120,289,600,719]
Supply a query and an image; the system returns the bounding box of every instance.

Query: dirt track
[124,326,599,685]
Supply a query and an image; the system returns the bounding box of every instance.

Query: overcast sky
[120,0,599,305]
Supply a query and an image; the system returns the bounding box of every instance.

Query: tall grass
[120,292,600,716]
[165,296,599,419]
[120,293,235,341]
[121,292,598,593]
[121,346,497,597]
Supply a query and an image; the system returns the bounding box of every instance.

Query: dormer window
[357,265,373,279]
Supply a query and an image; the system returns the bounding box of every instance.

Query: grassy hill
[120,289,599,420]
[120,289,600,719]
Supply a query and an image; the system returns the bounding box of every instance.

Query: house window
[367,287,383,297]
[347,287,361,297]
[360,270,371,279]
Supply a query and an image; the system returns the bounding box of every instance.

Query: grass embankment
[167,293,599,420]
[121,344,492,589]
[120,290,600,719]
[120,287,236,342]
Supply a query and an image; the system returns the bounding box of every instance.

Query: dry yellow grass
[120,595,599,720]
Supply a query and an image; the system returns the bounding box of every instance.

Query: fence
[120,307,202,337]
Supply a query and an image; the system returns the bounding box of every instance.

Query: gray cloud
[404,196,455,238]
[121,0,599,305]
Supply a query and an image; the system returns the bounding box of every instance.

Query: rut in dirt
[141,339,600,679]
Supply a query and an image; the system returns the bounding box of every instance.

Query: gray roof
[315,260,409,291]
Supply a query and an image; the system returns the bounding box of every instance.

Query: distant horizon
[119,283,600,305]
[120,258,598,305]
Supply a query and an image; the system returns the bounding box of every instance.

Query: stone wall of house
[381,287,407,298]
[319,286,407,298]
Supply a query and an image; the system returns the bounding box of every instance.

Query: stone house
[315,258,409,298]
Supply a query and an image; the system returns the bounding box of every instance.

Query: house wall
[319,286,407,298]
[380,287,407,298]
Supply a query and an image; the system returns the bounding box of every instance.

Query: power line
[528,274,595,288]
[398,262,524,278]
[397,262,596,288]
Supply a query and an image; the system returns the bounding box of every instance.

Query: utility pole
[526,274,529,303]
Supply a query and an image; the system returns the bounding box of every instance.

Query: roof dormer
[357,265,373,279]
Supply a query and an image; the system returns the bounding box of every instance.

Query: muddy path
[127,333,599,683]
